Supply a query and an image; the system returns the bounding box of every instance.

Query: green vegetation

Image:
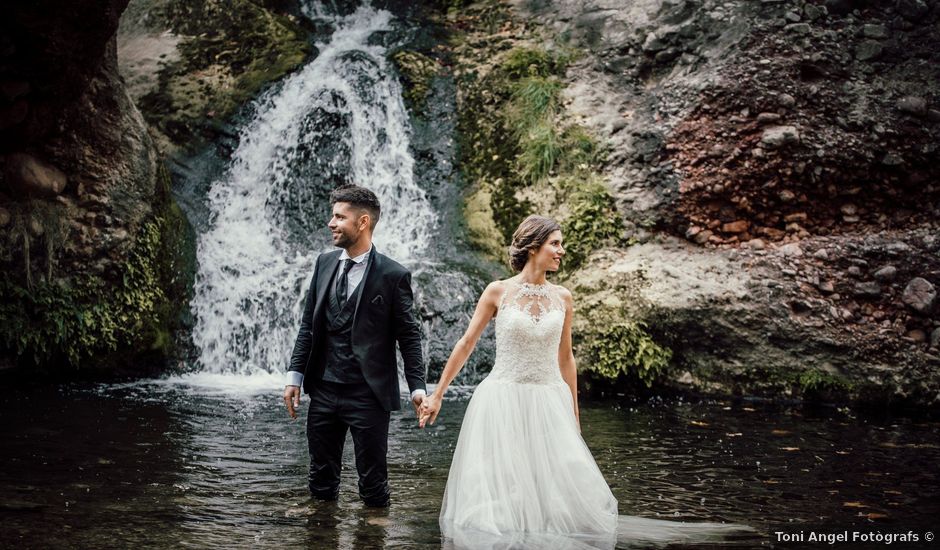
[558,125,602,173]
[455,39,621,273]
[463,184,506,262]
[3,200,69,290]
[558,176,622,275]
[501,47,570,79]
[392,50,441,115]
[578,320,673,387]
[0,166,194,369]
[567,269,671,387]
[0,221,164,365]
[138,0,311,149]
[797,369,853,396]
[508,77,561,133]
[517,120,563,183]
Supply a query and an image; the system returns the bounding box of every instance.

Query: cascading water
[186,2,436,387]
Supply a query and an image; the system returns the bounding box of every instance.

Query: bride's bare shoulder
[482,279,511,299]
[476,280,511,313]
[549,282,573,304]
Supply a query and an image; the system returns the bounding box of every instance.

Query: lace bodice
[486,280,567,385]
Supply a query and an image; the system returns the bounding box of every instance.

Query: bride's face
[531,230,565,272]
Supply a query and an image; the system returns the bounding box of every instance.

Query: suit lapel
[352,244,379,327]
[314,251,341,323]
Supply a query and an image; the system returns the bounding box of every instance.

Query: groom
[283,184,426,507]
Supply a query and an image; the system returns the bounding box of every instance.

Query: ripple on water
[1,381,939,548]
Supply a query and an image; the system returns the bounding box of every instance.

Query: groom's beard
[333,231,356,249]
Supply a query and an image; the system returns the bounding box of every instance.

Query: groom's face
[328,202,370,249]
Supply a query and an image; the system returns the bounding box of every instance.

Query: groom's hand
[419,395,441,429]
[411,393,424,418]
[284,385,301,419]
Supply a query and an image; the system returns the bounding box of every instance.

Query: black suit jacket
[288,245,425,411]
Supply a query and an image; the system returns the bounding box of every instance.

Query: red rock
[757,226,786,239]
[722,220,749,233]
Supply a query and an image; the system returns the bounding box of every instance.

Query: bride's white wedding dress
[439,281,754,549]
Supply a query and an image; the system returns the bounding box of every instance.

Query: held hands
[411,392,424,419]
[283,385,301,419]
[285,385,440,426]
[418,394,442,428]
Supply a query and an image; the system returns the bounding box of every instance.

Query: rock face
[513,0,940,246]
[501,0,940,408]
[0,0,195,374]
[118,0,313,155]
[902,277,936,314]
[2,153,68,197]
[568,231,940,408]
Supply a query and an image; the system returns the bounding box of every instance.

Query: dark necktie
[336,259,355,306]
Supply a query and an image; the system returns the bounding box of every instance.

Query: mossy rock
[0,165,196,374]
[500,46,569,79]
[558,175,623,274]
[137,0,312,151]
[392,50,441,115]
[566,260,672,387]
[462,183,505,263]
[453,39,618,254]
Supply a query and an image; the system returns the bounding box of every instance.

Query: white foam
[189,2,436,378]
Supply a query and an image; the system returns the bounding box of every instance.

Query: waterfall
[187,2,436,384]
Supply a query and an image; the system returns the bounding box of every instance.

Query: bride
[419,215,754,549]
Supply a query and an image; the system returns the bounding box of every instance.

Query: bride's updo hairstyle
[508,215,562,272]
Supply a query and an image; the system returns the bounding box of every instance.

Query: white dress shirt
[287,246,425,401]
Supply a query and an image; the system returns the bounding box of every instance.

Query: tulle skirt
[439,377,756,549]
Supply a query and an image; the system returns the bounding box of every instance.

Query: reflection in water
[1,382,938,548]
[0,386,186,547]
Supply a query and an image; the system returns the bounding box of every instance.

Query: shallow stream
[2,380,937,548]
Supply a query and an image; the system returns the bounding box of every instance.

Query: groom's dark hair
[330,184,381,230]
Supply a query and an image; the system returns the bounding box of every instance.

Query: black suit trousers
[306,380,391,506]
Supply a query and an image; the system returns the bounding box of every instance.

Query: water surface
[2,380,937,548]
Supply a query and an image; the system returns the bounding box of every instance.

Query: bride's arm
[557,288,580,430]
[419,281,501,427]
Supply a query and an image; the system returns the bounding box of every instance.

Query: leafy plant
[559,176,623,272]
[579,321,672,387]
[798,369,852,395]
[517,120,563,183]
[0,220,170,366]
[501,47,568,79]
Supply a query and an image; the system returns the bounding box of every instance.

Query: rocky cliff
[421,0,939,409]
[0,0,194,376]
[118,0,312,154]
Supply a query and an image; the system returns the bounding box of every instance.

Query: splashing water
[187,2,435,386]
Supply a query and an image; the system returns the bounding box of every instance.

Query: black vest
[321,259,366,384]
